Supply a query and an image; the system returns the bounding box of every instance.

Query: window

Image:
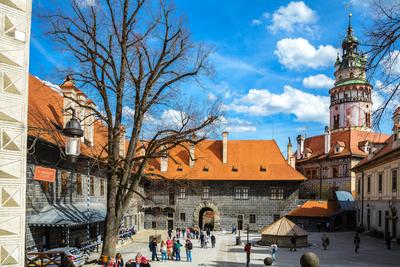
[270,187,284,200]
[152,221,157,229]
[378,173,383,193]
[76,174,82,195]
[367,176,371,194]
[100,179,104,196]
[306,170,311,178]
[392,169,398,192]
[167,213,173,218]
[249,214,256,224]
[332,167,339,178]
[273,214,280,222]
[179,188,186,199]
[311,170,317,179]
[343,164,348,176]
[180,213,186,222]
[61,171,69,194]
[378,210,382,227]
[90,176,95,196]
[235,187,249,200]
[357,178,361,195]
[202,187,210,199]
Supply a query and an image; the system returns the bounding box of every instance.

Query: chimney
[189,144,195,167]
[324,126,331,154]
[160,146,168,172]
[222,131,228,164]
[392,107,400,149]
[287,137,295,168]
[296,134,304,160]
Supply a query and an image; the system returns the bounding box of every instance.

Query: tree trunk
[101,210,120,258]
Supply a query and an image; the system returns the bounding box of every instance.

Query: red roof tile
[288,200,339,218]
[147,140,306,181]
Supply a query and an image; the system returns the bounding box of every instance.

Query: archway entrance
[193,202,221,231]
[199,207,215,231]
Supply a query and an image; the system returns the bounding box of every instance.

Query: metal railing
[26,251,69,267]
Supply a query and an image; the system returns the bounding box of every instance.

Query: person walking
[244,242,251,267]
[149,237,159,261]
[185,239,193,262]
[290,234,297,251]
[115,253,124,267]
[176,228,180,239]
[186,228,191,239]
[174,240,183,261]
[168,229,172,239]
[322,233,330,250]
[211,234,216,248]
[160,241,167,262]
[354,232,360,253]
[271,241,278,263]
[182,227,185,238]
[166,238,173,260]
[200,231,205,248]
[385,232,392,250]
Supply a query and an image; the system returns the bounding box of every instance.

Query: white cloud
[251,19,262,26]
[77,0,96,7]
[275,38,338,70]
[225,85,330,123]
[382,50,400,75]
[268,1,317,34]
[210,53,265,74]
[302,74,334,89]
[218,116,256,133]
[207,93,217,101]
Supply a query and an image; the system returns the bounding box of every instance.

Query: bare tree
[365,0,400,126]
[45,0,218,256]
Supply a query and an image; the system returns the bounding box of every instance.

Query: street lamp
[62,108,84,163]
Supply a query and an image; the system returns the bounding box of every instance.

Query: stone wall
[0,1,32,266]
[144,180,302,232]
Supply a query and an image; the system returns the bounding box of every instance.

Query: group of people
[103,253,150,267]
[149,236,193,262]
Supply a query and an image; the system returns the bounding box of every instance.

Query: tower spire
[347,13,353,35]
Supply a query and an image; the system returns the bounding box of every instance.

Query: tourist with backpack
[174,240,183,261]
[185,239,193,262]
[149,238,159,261]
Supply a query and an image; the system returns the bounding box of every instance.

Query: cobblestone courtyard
[87,230,400,267]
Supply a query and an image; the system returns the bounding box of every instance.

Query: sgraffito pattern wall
[0,0,31,266]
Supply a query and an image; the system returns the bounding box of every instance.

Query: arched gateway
[193,202,221,231]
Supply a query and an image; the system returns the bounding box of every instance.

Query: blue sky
[30,0,394,152]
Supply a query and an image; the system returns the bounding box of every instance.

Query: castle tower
[330,14,372,132]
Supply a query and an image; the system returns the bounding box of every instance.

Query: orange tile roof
[353,134,399,169]
[28,75,108,160]
[147,140,306,181]
[297,129,389,162]
[287,200,339,218]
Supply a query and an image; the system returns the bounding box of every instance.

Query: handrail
[26,251,70,267]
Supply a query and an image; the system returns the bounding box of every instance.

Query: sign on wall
[34,166,56,182]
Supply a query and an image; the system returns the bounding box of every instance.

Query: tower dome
[329,14,372,132]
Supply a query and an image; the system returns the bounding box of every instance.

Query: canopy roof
[29,203,106,227]
[260,217,308,236]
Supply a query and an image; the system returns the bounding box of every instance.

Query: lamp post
[62,108,84,163]
[246,224,249,244]
[61,107,84,247]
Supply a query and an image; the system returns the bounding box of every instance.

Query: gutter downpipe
[361,171,364,229]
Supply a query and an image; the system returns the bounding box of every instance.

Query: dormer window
[203,166,209,172]
[260,166,267,172]
[177,165,183,172]
[232,166,238,172]
[334,141,345,154]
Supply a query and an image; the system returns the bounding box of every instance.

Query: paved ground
[86,230,400,266]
